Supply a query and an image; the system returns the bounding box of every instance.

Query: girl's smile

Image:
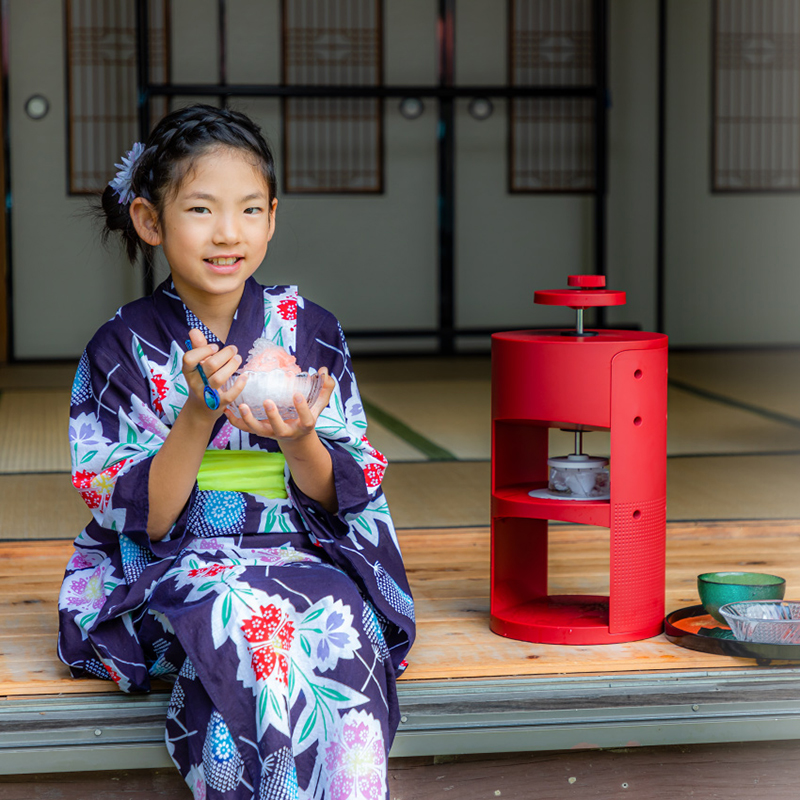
[205,256,244,272]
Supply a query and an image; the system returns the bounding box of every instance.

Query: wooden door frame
[0,4,8,363]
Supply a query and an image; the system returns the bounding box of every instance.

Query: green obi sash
[196,450,288,498]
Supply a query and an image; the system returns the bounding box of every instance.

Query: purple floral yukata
[58,277,415,800]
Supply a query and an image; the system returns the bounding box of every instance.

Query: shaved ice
[243,338,302,375]
[226,338,323,420]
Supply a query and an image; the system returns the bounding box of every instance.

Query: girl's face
[137,146,276,312]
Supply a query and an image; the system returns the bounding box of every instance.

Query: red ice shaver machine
[490,275,668,645]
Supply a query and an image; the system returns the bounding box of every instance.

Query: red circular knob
[568,274,605,288]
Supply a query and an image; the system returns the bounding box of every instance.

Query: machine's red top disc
[534,288,626,308]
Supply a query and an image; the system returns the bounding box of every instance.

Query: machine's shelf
[490,594,664,645]
[492,484,611,527]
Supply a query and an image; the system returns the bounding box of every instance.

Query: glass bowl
[720,600,800,644]
[225,370,324,420]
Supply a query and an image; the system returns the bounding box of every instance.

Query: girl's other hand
[224,367,335,441]
[182,328,247,415]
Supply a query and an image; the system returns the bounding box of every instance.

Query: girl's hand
[224,368,335,441]
[182,328,247,416]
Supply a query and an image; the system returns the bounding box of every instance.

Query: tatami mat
[356,356,491,461]
[2,460,490,539]
[666,384,800,455]
[363,379,800,460]
[14,452,798,538]
[669,350,800,422]
[667,453,800,521]
[3,377,799,477]
[2,350,800,539]
[385,454,800,528]
[360,379,490,460]
[0,361,76,391]
[0,391,72,473]
[359,418,424,462]
[353,356,492,384]
[383,461,491,529]
[0,474,89,540]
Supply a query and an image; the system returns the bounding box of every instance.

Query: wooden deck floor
[3,520,799,699]
[4,519,800,794]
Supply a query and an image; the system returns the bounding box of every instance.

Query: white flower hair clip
[108,141,145,205]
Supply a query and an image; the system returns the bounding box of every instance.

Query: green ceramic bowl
[698,572,786,624]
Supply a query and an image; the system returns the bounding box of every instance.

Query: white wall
[607,0,659,332]
[664,0,800,346]
[455,0,594,337]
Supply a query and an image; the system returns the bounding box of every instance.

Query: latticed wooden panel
[509,0,596,193]
[66,0,169,195]
[714,0,800,191]
[282,0,383,193]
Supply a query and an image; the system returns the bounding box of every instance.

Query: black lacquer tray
[664,604,800,665]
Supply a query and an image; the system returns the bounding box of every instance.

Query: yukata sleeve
[289,306,415,666]
[288,309,389,536]
[69,333,186,550]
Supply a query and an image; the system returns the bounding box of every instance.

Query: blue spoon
[185,339,221,410]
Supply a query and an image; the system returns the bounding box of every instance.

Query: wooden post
[0,8,8,363]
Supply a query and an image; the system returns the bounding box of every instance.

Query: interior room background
[5,0,797,363]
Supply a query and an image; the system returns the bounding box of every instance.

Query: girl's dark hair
[101,104,277,264]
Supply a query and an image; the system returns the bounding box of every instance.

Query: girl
[58,104,415,800]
